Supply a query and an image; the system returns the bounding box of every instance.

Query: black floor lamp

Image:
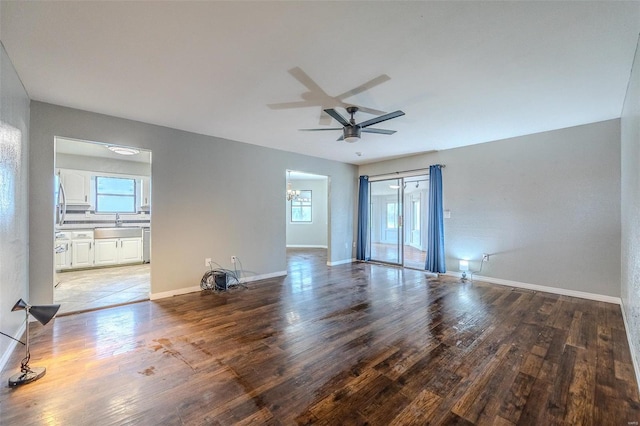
[0,299,60,386]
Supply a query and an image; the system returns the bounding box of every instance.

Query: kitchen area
[54,137,151,314]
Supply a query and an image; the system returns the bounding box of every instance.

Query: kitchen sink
[94,227,142,239]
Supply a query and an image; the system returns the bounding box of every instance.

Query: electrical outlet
[231,256,237,264]
[483,253,490,262]
[85,211,90,218]
[205,258,212,267]
[353,241,356,248]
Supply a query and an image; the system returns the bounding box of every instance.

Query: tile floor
[54,263,150,315]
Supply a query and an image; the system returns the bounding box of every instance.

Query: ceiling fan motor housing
[343,126,361,142]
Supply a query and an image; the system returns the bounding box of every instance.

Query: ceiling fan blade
[324,108,351,127]
[337,134,345,141]
[335,74,391,100]
[361,128,396,135]
[319,111,333,125]
[299,128,342,131]
[350,105,387,116]
[358,110,405,128]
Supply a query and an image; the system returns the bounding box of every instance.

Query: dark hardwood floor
[1,248,638,425]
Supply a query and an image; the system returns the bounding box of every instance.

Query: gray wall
[286,178,328,247]
[0,42,30,366]
[621,36,640,376]
[29,102,357,303]
[360,119,621,297]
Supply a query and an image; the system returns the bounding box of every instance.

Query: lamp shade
[11,299,28,312]
[459,260,469,272]
[30,305,61,326]
[11,299,61,325]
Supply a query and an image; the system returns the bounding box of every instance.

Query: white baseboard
[0,322,26,374]
[239,270,287,283]
[327,258,354,266]
[149,270,288,300]
[443,272,621,305]
[150,285,201,300]
[620,301,640,391]
[286,245,328,249]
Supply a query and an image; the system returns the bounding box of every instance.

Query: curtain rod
[366,165,445,179]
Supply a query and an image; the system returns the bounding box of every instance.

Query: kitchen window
[95,176,136,213]
[291,190,312,223]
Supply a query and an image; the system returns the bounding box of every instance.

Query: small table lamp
[459,260,469,280]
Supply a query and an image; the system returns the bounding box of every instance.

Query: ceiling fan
[300,106,405,142]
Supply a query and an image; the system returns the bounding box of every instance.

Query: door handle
[59,181,67,226]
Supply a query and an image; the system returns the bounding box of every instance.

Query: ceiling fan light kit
[343,126,361,143]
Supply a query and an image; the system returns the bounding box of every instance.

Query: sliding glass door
[402,175,428,269]
[368,175,429,269]
[369,178,402,265]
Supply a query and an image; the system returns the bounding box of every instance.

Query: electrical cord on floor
[233,257,247,289]
[469,257,485,282]
[200,259,245,291]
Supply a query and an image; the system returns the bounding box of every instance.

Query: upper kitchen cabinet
[59,169,91,206]
[140,177,151,210]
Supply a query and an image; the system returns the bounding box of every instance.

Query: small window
[96,176,136,213]
[291,190,312,223]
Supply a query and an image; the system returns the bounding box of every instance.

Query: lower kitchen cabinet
[55,241,72,270]
[94,237,142,266]
[119,237,143,263]
[71,240,94,268]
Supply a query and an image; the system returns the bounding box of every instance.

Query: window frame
[290,190,312,223]
[95,175,137,213]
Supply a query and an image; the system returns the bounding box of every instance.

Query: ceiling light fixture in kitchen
[107,145,140,156]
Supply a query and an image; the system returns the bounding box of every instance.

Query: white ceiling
[56,137,152,163]
[2,2,638,165]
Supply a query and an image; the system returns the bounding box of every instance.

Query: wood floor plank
[389,389,442,425]
[1,248,638,425]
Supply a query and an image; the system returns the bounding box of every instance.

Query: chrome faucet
[115,213,122,227]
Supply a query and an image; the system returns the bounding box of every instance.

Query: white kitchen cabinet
[119,237,143,263]
[94,237,142,266]
[94,239,119,266]
[59,169,91,206]
[71,240,94,268]
[55,241,72,270]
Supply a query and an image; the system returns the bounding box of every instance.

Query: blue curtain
[356,175,370,261]
[425,165,446,272]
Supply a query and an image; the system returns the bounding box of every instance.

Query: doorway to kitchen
[368,174,428,270]
[54,137,152,314]
[285,170,329,264]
